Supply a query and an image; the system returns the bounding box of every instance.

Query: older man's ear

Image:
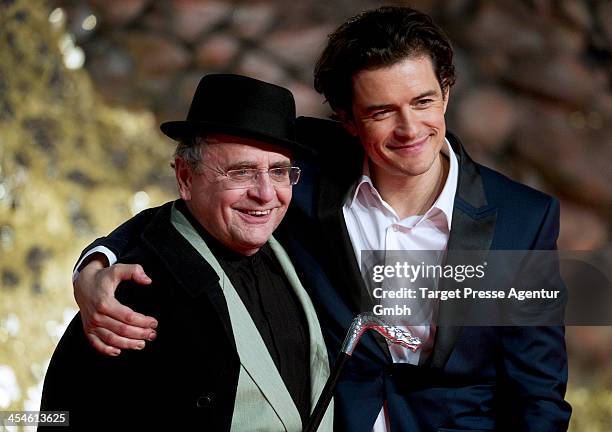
[175,157,193,201]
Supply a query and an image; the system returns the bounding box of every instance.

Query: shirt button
[196,392,215,408]
[392,225,399,232]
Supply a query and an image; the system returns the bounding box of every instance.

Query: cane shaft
[303,352,350,432]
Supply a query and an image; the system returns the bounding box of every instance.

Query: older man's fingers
[86,332,121,357]
[92,327,148,351]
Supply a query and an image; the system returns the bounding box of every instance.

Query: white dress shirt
[342,139,459,432]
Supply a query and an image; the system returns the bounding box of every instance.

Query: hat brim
[160,121,313,156]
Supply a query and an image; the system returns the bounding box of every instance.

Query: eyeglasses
[203,166,301,189]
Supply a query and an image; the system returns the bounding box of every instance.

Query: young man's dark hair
[314,6,456,115]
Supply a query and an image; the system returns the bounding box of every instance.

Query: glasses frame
[201,165,301,190]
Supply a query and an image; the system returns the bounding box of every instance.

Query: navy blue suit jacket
[76,117,571,431]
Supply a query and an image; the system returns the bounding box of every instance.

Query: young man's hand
[74,258,158,356]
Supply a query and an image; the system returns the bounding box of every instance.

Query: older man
[69,6,571,432]
[40,74,332,431]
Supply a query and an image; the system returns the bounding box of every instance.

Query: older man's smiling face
[176,134,293,256]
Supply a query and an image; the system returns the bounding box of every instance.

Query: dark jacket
[40,203,239,430]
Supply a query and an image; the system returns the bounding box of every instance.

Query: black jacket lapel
[139,201,236,349]
[430,133,497,369]
[317,164,372,315]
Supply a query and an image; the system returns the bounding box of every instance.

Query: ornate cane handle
[341,312,422,355]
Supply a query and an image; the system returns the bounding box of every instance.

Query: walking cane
[303,312,422,432]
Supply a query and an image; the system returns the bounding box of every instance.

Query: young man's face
[343,56,449,184]
[177,134,293,256]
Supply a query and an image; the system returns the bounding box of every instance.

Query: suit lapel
[268,237,333,426]
[318,171,371,314]
[430,133,497,368]
[318,172,397,361]
[224,286,302,432]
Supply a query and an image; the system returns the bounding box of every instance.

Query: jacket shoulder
[478,164,557,211]
[475,164,560,249]
[113,203,175,309]
[296,116,362,160]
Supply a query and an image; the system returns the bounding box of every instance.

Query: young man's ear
[175,157,192,201]
[338,110,358,137]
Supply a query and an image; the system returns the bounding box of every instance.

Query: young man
[40,74,332,431]
[70,7,571,431]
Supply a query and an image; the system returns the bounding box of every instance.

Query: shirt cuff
[72,246,118,284]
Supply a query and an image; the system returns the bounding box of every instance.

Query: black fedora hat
[161,74,309,154]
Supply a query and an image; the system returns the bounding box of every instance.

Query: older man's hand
[74,258,158,356]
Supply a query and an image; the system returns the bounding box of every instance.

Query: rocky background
[0,0,610,430]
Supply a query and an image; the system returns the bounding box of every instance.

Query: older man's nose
[247,173,276,202]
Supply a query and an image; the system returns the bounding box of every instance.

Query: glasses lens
[221,167,300,189]
[224,169,255,189]
[268,167,290,184]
